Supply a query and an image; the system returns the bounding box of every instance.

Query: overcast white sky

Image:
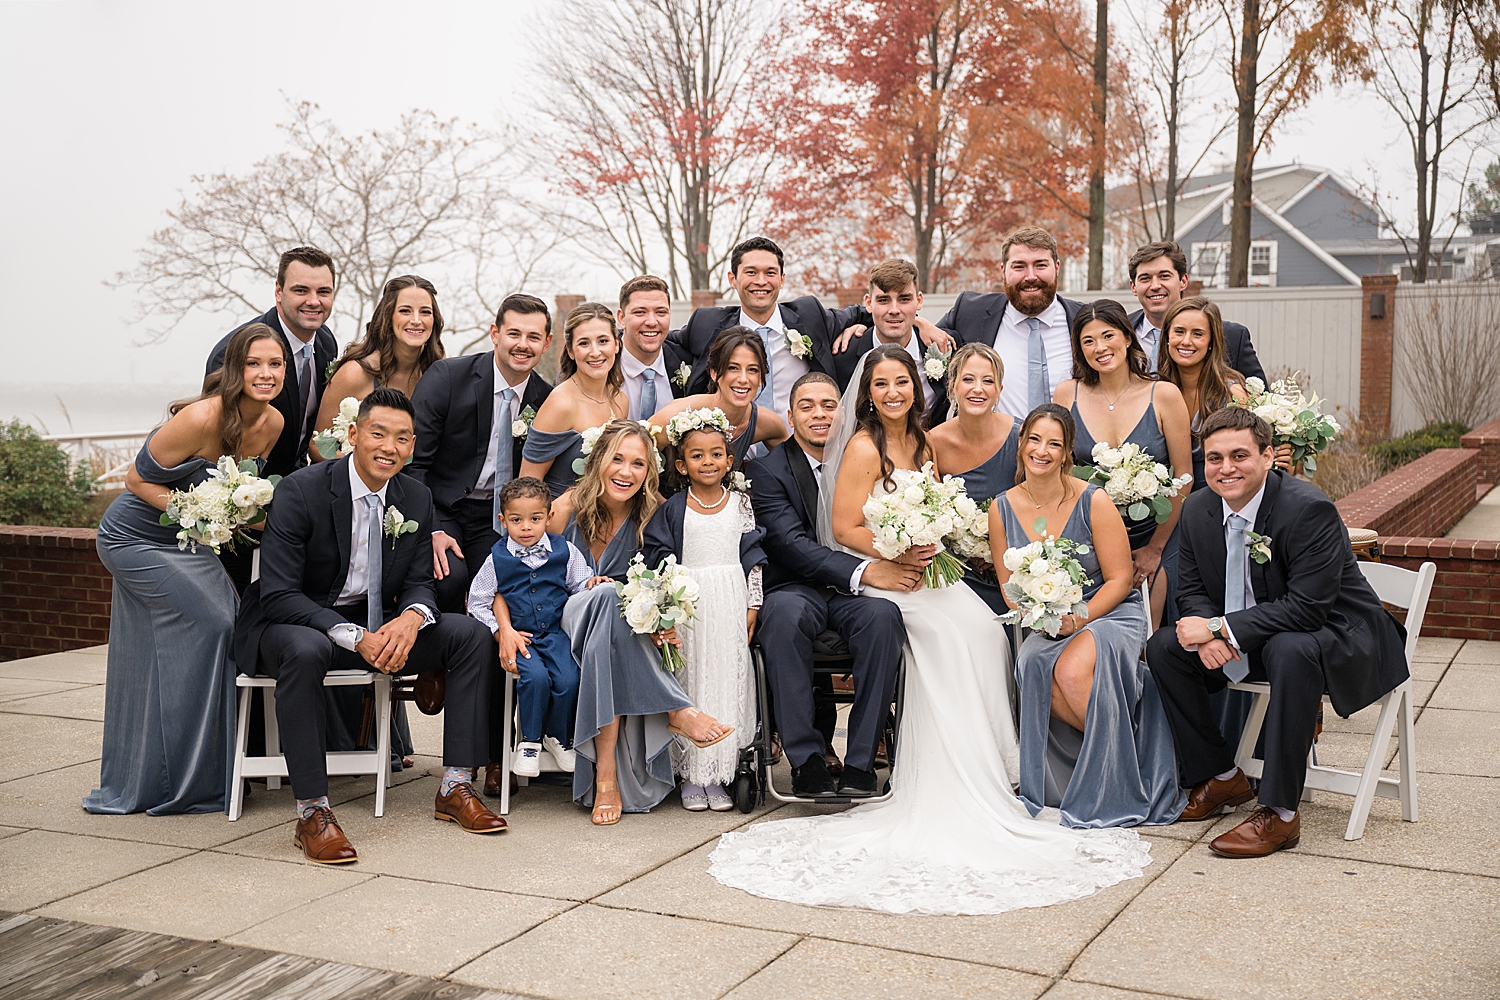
[0,0,1451,396]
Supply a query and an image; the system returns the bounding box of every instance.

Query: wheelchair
[729,629,906,813]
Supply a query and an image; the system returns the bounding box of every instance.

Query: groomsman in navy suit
[831,258,950,427]
[235,389,505,864]
[668,237,872,400]
[1146,406,1407,858]
[206,246,339,593]
[747,372,917,798]
[931,226,1083,420]
[616,275,692,421]
[408,293,553,796]
[1126,240,1265,383]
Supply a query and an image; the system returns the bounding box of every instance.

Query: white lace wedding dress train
[708,577,1154,915]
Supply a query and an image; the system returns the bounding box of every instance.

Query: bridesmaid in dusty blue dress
[929,343,1020,616]
[87,324,288,815]
[521,302,630,501]
[991,405,1184,828]
[546,421,734,825]
[1054,299,1193,632]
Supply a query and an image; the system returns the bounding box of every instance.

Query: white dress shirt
[278,308,320,435]
[993,297,1069,419]
[807,455,872,594]
[739,306,805,415]
[1135,312,1161,374]
[465,533,593,633]
[476,364,532,497]
[329,460,434,650]
[621,347,671,421]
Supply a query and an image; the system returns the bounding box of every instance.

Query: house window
[1189,240,1277,287]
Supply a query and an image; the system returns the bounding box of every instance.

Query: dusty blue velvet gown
[997,485,1185,828]
[522,428,586,502]
[562,514,692,812]
[950,420,1021,615]
[87,437,240,815]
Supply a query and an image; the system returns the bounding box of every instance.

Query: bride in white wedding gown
[709,344,1153,915]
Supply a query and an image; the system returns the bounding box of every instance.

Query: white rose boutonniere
[1246,530,1272,565]
[383,506,419,549]
[728,471,752,492]
[922,343,951,381]
[785,328,813,359]
[512,405,536,439]
[672,362,692,388]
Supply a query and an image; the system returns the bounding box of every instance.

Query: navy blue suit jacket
[667,297,868,395]
[1127,307,1266,385]
[746,439,864,594]
[933,292,1085,350]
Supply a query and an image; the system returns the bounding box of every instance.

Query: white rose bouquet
[312,396,360,460]
[1079,441,1191,526]
[158,456,281,554]
[996,533,1091,637]
[1231,373,1341,471]
[940,476,992,563]
[616,553,699,672]
[860,462,969,589]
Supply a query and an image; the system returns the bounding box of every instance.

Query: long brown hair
[175,323,290,456]
[1157,296,1243,432]
[571,420,662,548]
[558,302,624,394]
[856,343,931,490]
[1069,298,1151,386]
[335,275,446,388]
[1015,403,1082,501]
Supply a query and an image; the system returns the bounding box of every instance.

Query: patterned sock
[441,768,471,796]
[296,795,330,820]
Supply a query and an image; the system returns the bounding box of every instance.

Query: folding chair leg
[1344,688,1403,841]
[500,672,515,816]
[375,676,392,817]
[229,687,252,821]
[1397,682,1418,823]
[262,687,281,790]
[1234,690,1270,774]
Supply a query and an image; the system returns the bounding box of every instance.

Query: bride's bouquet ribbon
[861,462,969,589]
[616,553,699,672]
[158,456,281,554]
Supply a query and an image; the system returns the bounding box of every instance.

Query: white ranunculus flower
[1131,471,1159,497]
[902,510,928,536]
[1253,403,1278,423]
[1152,463,1169,479]
[1002,547,1025,571]
[1029,557,1050,576]
[231,484,258,508]
[253,482,275,505]
[670,574,700,604]
[1094,445,1122,469]
[954,495,977,519]
[902,483,926,505]
[1245,376,1265,395]
[1065,584,1084,605]
[338,396,360,421]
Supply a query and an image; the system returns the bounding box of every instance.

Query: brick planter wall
[1380,537,1500,640]
[0,526,111,660]
[1336,448,1480,538]
[1460,416,1500,485]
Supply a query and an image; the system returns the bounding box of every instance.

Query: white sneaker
[543,735,576,772]
[514,742,542,778]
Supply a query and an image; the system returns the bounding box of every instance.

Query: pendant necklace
[1019,482,1062,510]
[1103,381,1130,411]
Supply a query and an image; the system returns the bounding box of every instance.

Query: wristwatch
[1207,617,1224,641]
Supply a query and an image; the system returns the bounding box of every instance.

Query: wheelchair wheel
[733,772,756,813]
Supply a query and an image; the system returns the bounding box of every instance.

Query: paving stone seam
[1048,975,1207,1000]
[1285,845,1500,880]
[0,757,104,786]
[18,841,203,914]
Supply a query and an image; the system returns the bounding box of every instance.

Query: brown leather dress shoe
[483,761,503,797]
[1210,806,1300,858]
[294,806,358,864]
[414,670,446,715]
[823,750,844,779]
[1180,769,1255,820]
[435,782,508,833]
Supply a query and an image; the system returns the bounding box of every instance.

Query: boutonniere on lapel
[512,405,537,439]
[672,362,692,388]
[785,328,812,359]
[1246,530,1272,564]
[383,506,419,549]
[324,359,339,381]
[922,343,951,381]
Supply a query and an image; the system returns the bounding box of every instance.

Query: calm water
[2,383,199,436]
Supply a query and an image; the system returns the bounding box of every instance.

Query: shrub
[1366,421,1469,471]
[0,421,98,527]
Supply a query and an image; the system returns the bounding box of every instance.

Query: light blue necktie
[492,387,516,530]
[1026,317,1048,410]
[1223,513,1250,682]
[754,326,775,409]
[363,494,383,632]
[639,367,658,421]
[1144,327,1160,373]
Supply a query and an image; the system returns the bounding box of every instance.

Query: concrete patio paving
[1,639,1497,999]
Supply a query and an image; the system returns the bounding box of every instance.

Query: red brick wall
[1359,274,1398,439]
[0,526,112,660]
[1336,448,1479,538]
[1380,537,1500,640]
[1461,416,1500,485]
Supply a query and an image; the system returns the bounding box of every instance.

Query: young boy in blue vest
[467,477,599,777]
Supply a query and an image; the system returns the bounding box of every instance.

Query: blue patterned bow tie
[516,543,548,560]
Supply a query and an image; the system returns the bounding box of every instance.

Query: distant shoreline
[2,382,200,434]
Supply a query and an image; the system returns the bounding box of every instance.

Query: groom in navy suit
[747,373,916,798]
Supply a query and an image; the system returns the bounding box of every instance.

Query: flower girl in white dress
[642,408,766,812]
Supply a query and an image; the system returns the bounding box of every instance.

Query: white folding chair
[1229,560,1434,841]
[496,670,565,816]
